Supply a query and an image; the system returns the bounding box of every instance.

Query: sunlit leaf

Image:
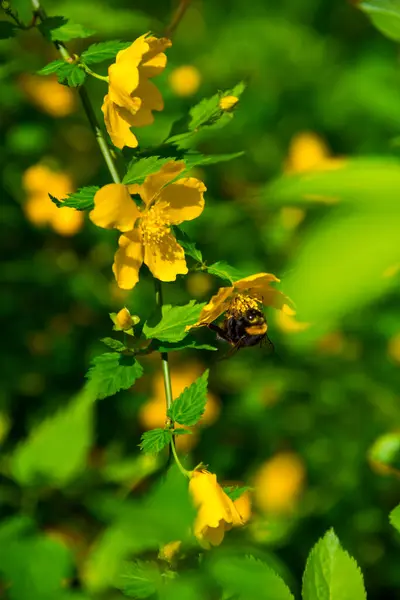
[368,432,400,471]
[81,40,130,64]
[389,504,400,534]
[139,429,172,455]
[359,0,400,41]
[302,529,366,600]
[86,353,144,400]
[167,370,209,426]
[122,156,175,185]
[143,301,206,343]
[115,561,162,598]
[38,16,95,42]
[50,186,99,210]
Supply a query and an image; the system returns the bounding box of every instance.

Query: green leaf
[173,226,203,262]
[153,338,217,352]
[143,300,206,343]
[100,338,127,352]
[38,16,95,42]
[206,261,246,283]
[167,370,209,426]
[266,159,400,208]
[50,186,99,210]
[184,151,244,168]
[302,529,366,600]
[368,432,400,471]
[54,62,76,85]
[86,352,143,400]
[0,21,17,39]
[189,81,246,131]
[67,65,86,87]
[122,156,175,185]
[210,555,294,600]
[359,0,400,41]
[389,504,400,534]
[223,485,252,502]
[283,206,400,343]
[37,59,66,75]
[10,387,93,487]
[81,40,130,64]
[85,467,195,592]
[115,560,162,598]
[139,429,172,454]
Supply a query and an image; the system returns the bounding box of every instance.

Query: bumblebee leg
[218,336,246,361]
[207,323,232,344]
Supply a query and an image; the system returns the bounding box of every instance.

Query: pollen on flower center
[140,206,171,249]
[226,294,262,318]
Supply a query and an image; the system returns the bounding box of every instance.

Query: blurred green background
[1,0,400,598]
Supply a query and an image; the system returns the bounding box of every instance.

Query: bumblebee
[208,307,273,357]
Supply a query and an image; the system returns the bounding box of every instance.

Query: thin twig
[164,0,190,38]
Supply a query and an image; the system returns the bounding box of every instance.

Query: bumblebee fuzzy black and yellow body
[208,308,268,350]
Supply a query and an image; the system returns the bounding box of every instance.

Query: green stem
[30,0,121,185]
[82,64,109,83]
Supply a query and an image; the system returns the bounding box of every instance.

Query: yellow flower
[219,95,239,111]
[138,361,220,452]
[159,540,182,562]
[169,65,201,97]
[115,307,134,330]
[285,131,344,173]
[102,34,172,149]
[388,333,400,364]
[23,164,84,236]
[253,452,305,514]
[275,303,310,334]
[19,74,76,117]
[189,470,244,548]
[188,273,290,329]
[89,161,206,289]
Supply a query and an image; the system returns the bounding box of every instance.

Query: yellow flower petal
[233,273,289,311]
[108,38,146,103]
[115,307,134,330]
[140,161,186,205]
[113,229,144,290]
[24,193,51,226]
[159,177,206,224]
[219,95,239,111]
[102,95,139,150]
[190,286,233,327]
[143,230,187,282]
[140,36,172,78]
[51,206,84,237]
[90,184,140,232]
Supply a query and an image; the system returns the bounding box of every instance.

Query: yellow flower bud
[219,95,239,112]
[115,307,134,330]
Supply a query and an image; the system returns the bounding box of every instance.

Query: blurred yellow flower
[138,360,220,452]
[189,273,290,329]
[219,95,239,111]
[253,452,305,514]
[186,272,213,299]
[90,161,206,289]
[189,470,244,548]
[382,263,400,278]
[280,206,305,230]
[285,131,344,173]
[159,540,182,562]
[169,65,201,97]
[19,74,76,117]
[23,164,83,236]
[275,303,310,334]
[103,34,171,149]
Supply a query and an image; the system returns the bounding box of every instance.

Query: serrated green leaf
[173,428,193,435]
[100,338,127,352]
[81,40,130,64]
[189,81,246,131]
[86,352,144,400]
[139,429,172,454]
[10,387,93,487]
[37,59,66,75]
[167,370,209,426]
[302,529,366,600]
[122,156,175,185]
[153,338,217,352]
[389,504,400,533]
[206,261,247,283]
[173,226,203,262]
[359,0,400,41]
[143,300,206,343]
[0,21,17,39]
[50,186,99,210]
[38,16,95,42]
[67,65,86,87]
[223,485,252,502]
[54,62,76,85]
[115,560,162,598]
[209,555,294,600]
